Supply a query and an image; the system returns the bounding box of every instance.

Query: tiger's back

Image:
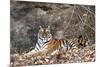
[45,38,68,55]
[67,35,89,49]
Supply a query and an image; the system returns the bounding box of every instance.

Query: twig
[64,5,76,32]
[76,7,95,31]
[81,6,95,15]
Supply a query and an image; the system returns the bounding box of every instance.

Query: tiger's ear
[47,26,50,29]
[39,26,42,29]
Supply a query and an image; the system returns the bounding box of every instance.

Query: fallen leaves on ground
[10,44,95,67]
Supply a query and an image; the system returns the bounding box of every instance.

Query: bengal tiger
[23,26,88,60]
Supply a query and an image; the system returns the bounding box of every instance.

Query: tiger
[23,26,89,60]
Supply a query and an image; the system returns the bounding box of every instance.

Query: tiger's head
[38,26,52,42]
